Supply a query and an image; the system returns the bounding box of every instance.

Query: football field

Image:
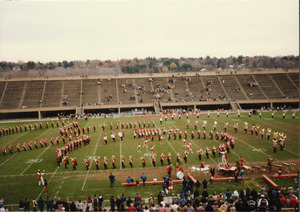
[0,111,299,206]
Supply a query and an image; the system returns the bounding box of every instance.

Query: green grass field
[0,111,299,206]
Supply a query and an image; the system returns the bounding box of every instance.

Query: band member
[224,122,228,132]
[37,170,45,186]
[215,131,219,140]
[152,153,156,167]
[63,155,69,169]
[9,143,13,153]
[72,156,77,170]
[212,145,216,158]
[201,160,205,168]
[84,157,90,170]
[273,140,277,153]
[226,141,230,153]
[17,142,21,152]
[103,156,108,169]
[206,146,210,159]
[23,141,27,151]
[210,130,213,139]
[183,149,188,163]
[167,151,172,165]
[121,154,125,168]
[203,130,206,139]
[160,152,165,166]
[234,122,238,133]
[177,151,181,164]
[137,143,141,153]
[112,154,116,169]
[250,124,254,135]
[2,145,6,155]
[255,125,260,136]
[238,109,240,118]
[141,154,146,167]
[260,128,265,139]
[248,110,251,118]
[95,156,100,170]
[266,128,271,140]
[167,165,172,178]
[198,147,203,160]
[129,154,134,168]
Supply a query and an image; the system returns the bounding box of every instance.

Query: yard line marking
[20,144,52,175]
[54,178,65,199]
[153,121,185,164]
[36,166,60,200]
[81,127,103,191]
[0,153,17,167]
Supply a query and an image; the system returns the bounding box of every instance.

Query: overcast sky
[0,0,298,62]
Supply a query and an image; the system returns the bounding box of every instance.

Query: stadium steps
[0,81,25,109]
[230,100,241,111]
[217,76,230,99]
[132,79,139,104]
[234,76,249,100]
[252,74,283,99]
[40,81,47,108]
[134,78,155,104]
[81,79,99,106]
[22,81,44,108]
[0,82,8,106]
[236,75,267,99]
[272,74,298,99]
[287,73,299,91]
[59,81,65,106]
[268,75,285,97]
[62,80,81,107]
[18,82,27,109]
[218,75,248,101]
[201,76,226,101]
[184,79,194,103]
[42,81,62,107]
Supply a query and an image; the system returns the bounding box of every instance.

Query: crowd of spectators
[1,183,298,212]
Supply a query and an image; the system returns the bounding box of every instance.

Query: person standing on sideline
[140,173,147,187]
[109,173,115,188]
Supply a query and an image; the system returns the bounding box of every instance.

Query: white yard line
[54,177,66,199]
[153,121,185,164]
[81,127,103,191]
[0,153,17,167]
[20,144,52,175]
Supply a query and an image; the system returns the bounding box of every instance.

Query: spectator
[260,185,266,195]
[247,196,256,211]
[127,203,136,212]
[126,197,133,208]
[98,194,104,209]
[226,189,232,202]
[257,195,268,211]
[209,176,214,188]
[24,198,30,212]
[202,189,209,198]
[233,189,239,201]
[288,195,298,208]
[110,196,115,211]
[134,193,142,208]
[109,173,115,188]
[279,194,287,208]
[37,197,45,212]
[93,195,98,210]
[19,200,25,211]
[202,179,207,189]
[157,191,163,204]
[140,173,147,187]
[32,198,37,212]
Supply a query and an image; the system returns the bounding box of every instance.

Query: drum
[176,171,184,180]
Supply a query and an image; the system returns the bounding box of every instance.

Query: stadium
[0,0,299,212]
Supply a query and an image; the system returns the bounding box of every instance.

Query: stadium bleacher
[0,71,298,118]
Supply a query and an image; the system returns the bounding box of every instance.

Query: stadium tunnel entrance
[0,111,38,120]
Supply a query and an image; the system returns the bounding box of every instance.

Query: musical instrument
[203,120,207,124]
[267,128,271,132]
[214,121,217,125]
[244,122,248,125]
[176,171,184,180]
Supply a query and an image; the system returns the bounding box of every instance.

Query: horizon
[0,0,298,63]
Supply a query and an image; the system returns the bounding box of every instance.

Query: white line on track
[81,126,103,191]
